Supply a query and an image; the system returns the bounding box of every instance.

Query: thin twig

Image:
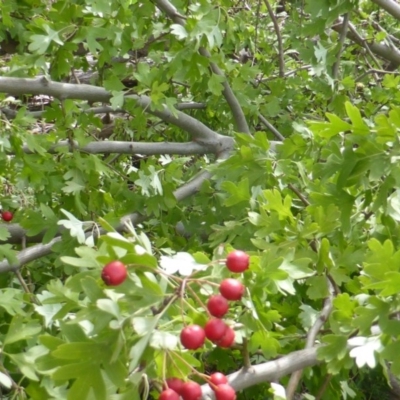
[332,13,350,79]
[241,337,252,369]
[154,0,250,134]
[258,114,285,141]
[286,280,335,399]
[151,294,178,315]
[288,183,310,206]
[14,236,40,305]
[346,21,381,69]
[263,0,285,77]
[253,0,261,67]
[355,68,400,81]
[260,65,312,82]
[315,373,332,400]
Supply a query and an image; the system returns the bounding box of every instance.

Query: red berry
[207,295,229,318]
[101,261,127,286]
[159,389,180,400]
[209,372,228,389]
[164,377,184,394]
[204,319,228,342]
[226,250,249,273]
[219,279,245,301]
[180,381,202,400]
[1,211,13,222]
[215,384,236,400]
[217,326,235,348]
[180,325,206,350]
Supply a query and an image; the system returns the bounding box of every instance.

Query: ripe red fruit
[219,279,245,301]
[204,319,228,342]
[226,250,249,273]
[209,372,228,389]
[159,389,180,400]
[217,326,235,348]
[1,211,13,222]
[214,384,236,400]
[180,381,202,400]
[180,325,206,350]
[101,261,127,286]
[207,295,229,318]
[164,377,184,394]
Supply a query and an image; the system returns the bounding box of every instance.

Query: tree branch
[371,0,400,21]
[19,140,222,156]
[0,102,206,119]
[0,168,214,272]
[0,78,221,142]
[332,13,350,79]
[0,237,62,273]
[258,114,285,141]
[262,0,285,77]
[332,18,400,67]
[200,347,320,399]
[285,279,335,399]
[153,0,251,134]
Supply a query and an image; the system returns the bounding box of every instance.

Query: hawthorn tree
[1,0,400,399]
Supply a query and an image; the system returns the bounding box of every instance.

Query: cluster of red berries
[99,250,250,400]
[1,211,13,222]
[160,373,236,400]
[180,250,249,351]
[160,250,249,400]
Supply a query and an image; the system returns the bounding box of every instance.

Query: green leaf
[249,330,280,358]
[0,226,10,241]
[306,276,329,299]
[52,360,93,381]
[208,73,225,96]
[345,101,369,135]
[318,334,348,362]
[4,316,42,345]
[96,299,121,319]
[52,342,104,361]
[221,179,250,206]
[170,24,188,40]
[103,359,127,388]
[28,35,52,54]
[264,189,293,220]
[129,335,152,371]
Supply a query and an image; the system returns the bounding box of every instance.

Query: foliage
[1,0,400,399]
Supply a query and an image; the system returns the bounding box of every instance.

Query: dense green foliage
[1,0,400,399]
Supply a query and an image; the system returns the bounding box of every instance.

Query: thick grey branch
[20,140,218,156]
[0,237,62,273]
[0,224,50,245]
[0,78,219,142]
[0,102,206,119]
[371,0,400,21]
[153,0,186,24]
[332,18,400,66]
[0,77,111,102]
[133,96,222,142]
[0,162,216,272]
[201,347,320,399]
[200,332,366,400]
